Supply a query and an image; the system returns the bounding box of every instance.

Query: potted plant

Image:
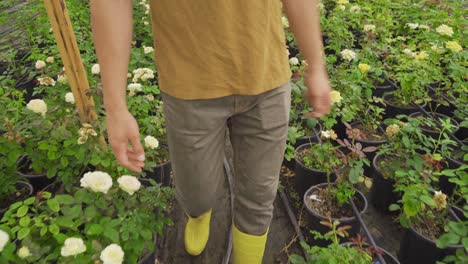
[290,214,400,264]
[389,173,464,263]
[409,112,459,139]
[302,134,375,246]
[0,171,173,263]
[294,130,344,199]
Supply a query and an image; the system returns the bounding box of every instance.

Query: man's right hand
[106,110,145,173]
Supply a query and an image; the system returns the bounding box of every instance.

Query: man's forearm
[90,0,133,113]
[281,0,325,72]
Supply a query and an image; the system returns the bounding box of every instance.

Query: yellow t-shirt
[149,0,292,100]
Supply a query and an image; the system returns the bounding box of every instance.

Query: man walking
[90,0,331,263]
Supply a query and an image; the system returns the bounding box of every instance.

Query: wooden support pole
[43,0,97,124]
[43,0,107,148]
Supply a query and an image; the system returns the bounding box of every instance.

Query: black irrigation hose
[279,189,310,261]
[222,157,234,264]
[412,103,465,147]
[312,130,387,264]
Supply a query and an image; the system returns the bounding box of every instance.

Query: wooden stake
[43,0,107,148]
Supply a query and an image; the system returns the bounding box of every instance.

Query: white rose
[419,25,430,30]
[26,99,47,116]
[91,64,100,75]
[436,24,454,36]
[127,83,142,92]
[35,60,46,70]
[405,23,419,29]
[349,5,360,13]
[57,74,68,84]
[338,5,346,11]
[0,230,9,252]
[18,246,31,259]
[80,171,113,194]
[146,94,155,101]
[340,49,356,61]
[100,244,124,264]
[144,135,159,149]
[282,16,289,28]
[37,77,56,86]
[289,57,299,66]
[46,57,55,63]
[65,92,75,104]
[364,24,376,32]
[61,237,87,257]
[143,46,154,54]
[117,176,141,195]
[321,130,331,139]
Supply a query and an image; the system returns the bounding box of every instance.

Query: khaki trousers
[161,81,291,235]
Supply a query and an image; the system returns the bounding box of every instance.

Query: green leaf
[447,222,467,237]
[389,204,400,211]
[403,199,419,217]
[40,226,48,236]
[55,194,75,205]
[16,205,29,218]
[8,202,23,211]
[420,195,436,207]
[60,156,69,167]
[84,206,98,219]
[86,224,104,235]
[47,198,60,212]
[462,237,468,250]
[437,233,460,248]
[49,224,60,235]
[56,217,74,228]
[54,233,67,244]
[17,227,30,240]
[23,197,36,205]
[19,217,30,227]
[103,227,120,243]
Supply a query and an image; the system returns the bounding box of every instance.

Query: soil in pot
[398,209,465,264]
[382,93,427,119]
[409,112,460,139]
[341,242,400,264]
[0,181,33,217]
[370,154,402,214]
[294,143,344,199]
[16,155,53,191]
[304,183,368,247]
[347,122,386,178]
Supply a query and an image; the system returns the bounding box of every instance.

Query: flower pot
[294,142,344,199]
[16,155,53,191]
[145,160,172,187]
[283,129,322,171]
[349,122,387,178]
[370,154,400,214]
[304,183,368,247]
[0,181,33,218]
[398,209,465,264]
[382,93,427,119]
[340,242,400,264]
[409,112,460,139]
[373,79,395,98]
[439,142,467,196]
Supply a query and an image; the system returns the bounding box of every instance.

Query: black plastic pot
[283,128,322,171]
[373,79,395,98]
[294,142,344,199]
[349,122,387,178]
[304,183,368,247]
[382,93,427,119]
[144,160,172,187]
[370,154,400,214]
[409,112,460,139]
[0,181,34,218]
[398,209,465,264]
[439,142,467,196]
[16,155,54,191]
[340,242,400,264]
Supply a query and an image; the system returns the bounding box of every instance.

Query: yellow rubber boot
[184,209,212,256]
[233,225,269,264]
